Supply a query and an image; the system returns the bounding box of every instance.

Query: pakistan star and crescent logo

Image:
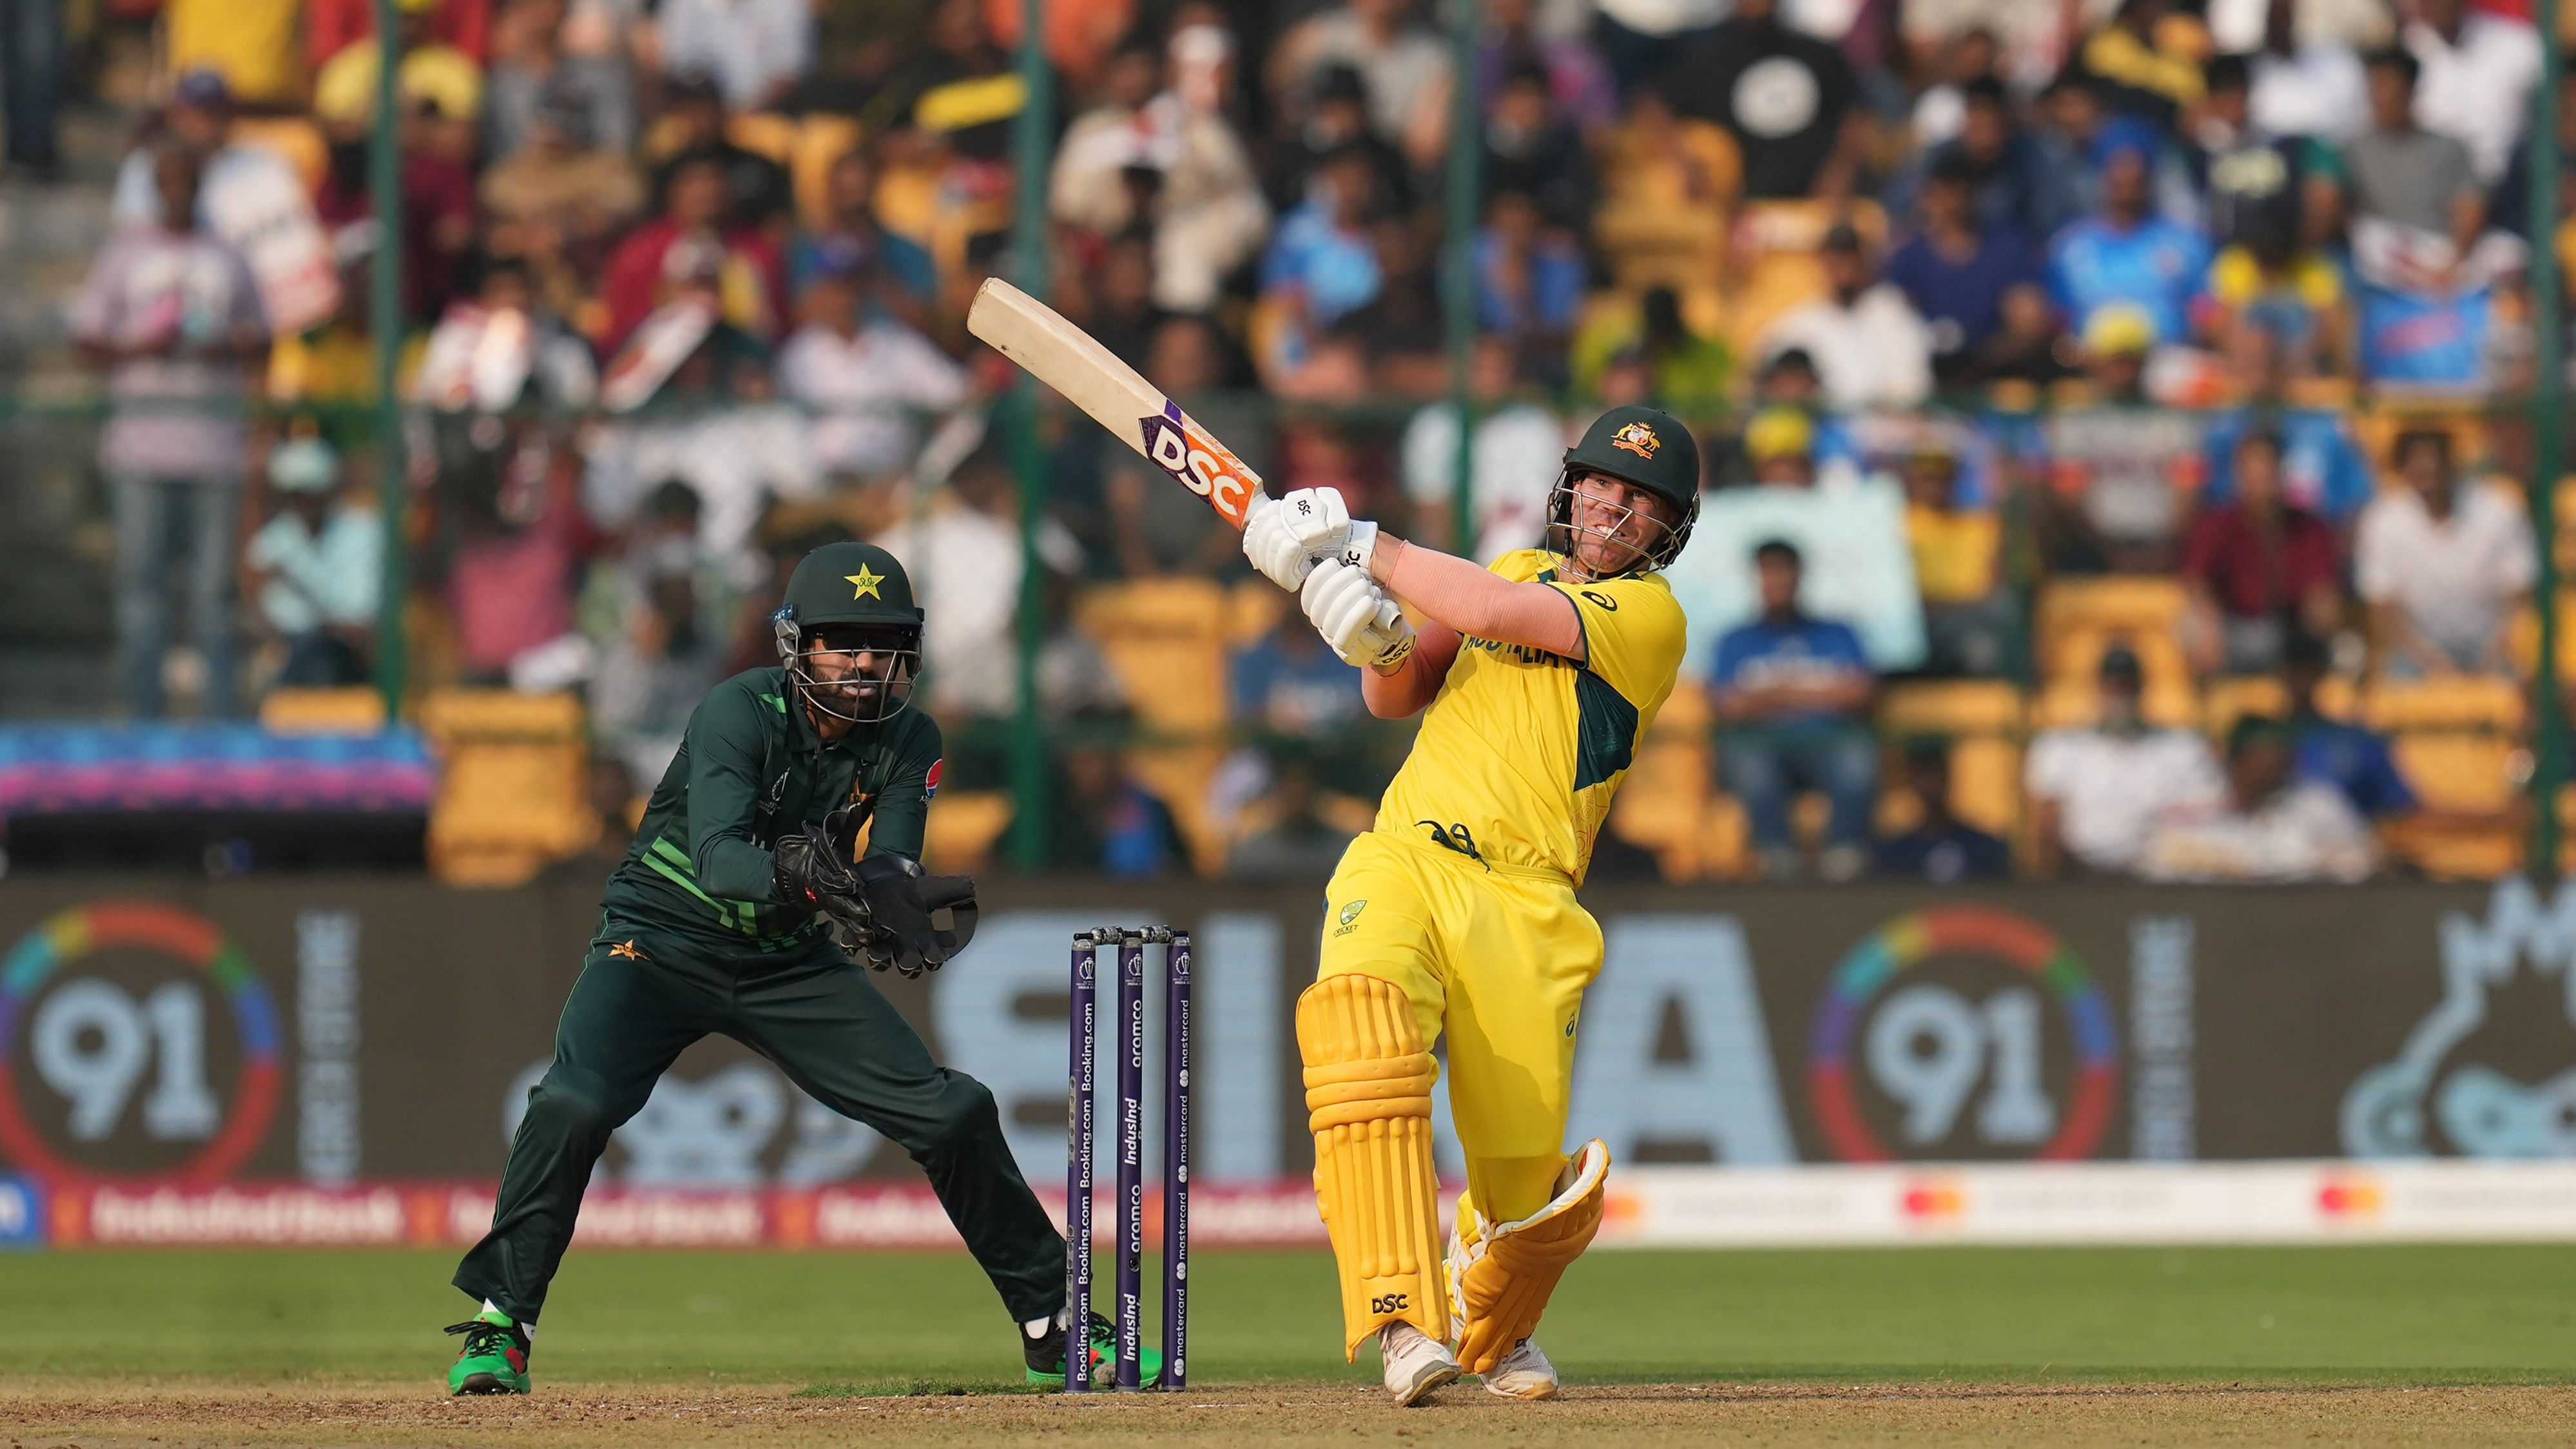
[609,939,649,962]
[846,566,884,599]
[1610,421,1660,458]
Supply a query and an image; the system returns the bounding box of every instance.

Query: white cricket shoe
[1378,1322,1461,1406]
[1478,1338,1560,1399]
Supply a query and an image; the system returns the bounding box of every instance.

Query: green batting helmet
[1547,405,1701,578]
[772,541,925,724]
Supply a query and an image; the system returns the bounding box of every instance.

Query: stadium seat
[420,690,595,887]
[1876,681,2026,841]
[259,686,387,735]
[2359,676,2525,733]
[2033,579,2198,728]
[920,789,1012,873]
[1721,200,1888,362]
[789,115,864,229]
[2350,406,2486,491]
[1075,579,1230,735]
[1609,681,1712,880]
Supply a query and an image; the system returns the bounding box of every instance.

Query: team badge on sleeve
[924,759,944,798]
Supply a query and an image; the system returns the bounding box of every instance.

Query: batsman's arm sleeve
[686,681,784,901]
[860,712,943,864]
[1379,539,1585,661]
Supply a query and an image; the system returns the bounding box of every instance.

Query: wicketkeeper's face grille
[1545,470,1695,581]
[789,628,921,726]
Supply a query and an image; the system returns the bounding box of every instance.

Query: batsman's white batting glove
[1301,558,1415,670]
[1240,491,1313,590]
[1244,487,1378,592]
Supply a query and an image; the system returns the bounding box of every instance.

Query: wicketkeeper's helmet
[771,541,925,725]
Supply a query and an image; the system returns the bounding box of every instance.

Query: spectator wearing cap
[2355,428,2534,679]
[484,0,635,160]
[657,0,813,111]
[2046,117,2212,348]
[2403,0,2540,186]
[2025,645,2224,876]
[111,71,338,334]
[75,144,269,719]
[600,153,788,353]
[1653,0,1864,200]
[777,246,971,480]
[1710,539,1881,881]
[1268,0,1454,175]
[2138,714,2379,882]
[1885,155,2047,389]
[2247,0,2368,143]
[651,71,795,233]
[1903,438,2012,677]
[1754,225,1934,411]
[1874,742,2009,882]
[2276,633,2420,823]
[246,437,382,690]
[2179,429,2341,676]
[2029,304,2207,574]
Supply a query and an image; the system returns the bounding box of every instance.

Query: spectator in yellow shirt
[1903,436,2013,677]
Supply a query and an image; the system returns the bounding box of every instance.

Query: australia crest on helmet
[1609,419,1661,459]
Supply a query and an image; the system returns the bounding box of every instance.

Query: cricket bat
[967,278,1264,530]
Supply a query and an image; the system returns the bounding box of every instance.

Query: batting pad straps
[1297,974,1450,1361]
[1447,1138,1611,1376]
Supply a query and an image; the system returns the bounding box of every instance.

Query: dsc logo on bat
[1139,405,1259,527]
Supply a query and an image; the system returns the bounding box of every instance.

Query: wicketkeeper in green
[447,541,1129,1393]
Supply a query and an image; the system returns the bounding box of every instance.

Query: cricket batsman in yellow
[1237,405,1698,1404]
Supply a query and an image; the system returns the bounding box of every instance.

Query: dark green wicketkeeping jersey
[601,666,944,948]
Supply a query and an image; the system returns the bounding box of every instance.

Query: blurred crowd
[50,0,2576,880]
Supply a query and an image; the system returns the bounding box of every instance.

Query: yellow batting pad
[1446,1138,1609,1374]
[1297,973,1449,1359]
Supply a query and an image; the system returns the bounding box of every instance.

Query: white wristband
[1337,521,1379,574]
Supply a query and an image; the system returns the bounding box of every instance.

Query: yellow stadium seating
[2360,676,2525,732]
[921,790,1013,874]
[421,690,595,888]
[259,686,388,735]
[1075,579,1230,734]
[789,115,864,230]
[2033,578,2199,728]
[2200,674,2358,735]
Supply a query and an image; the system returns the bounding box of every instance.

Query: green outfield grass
[6,1243,2575,1388]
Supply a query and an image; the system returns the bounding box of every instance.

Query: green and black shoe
[1023,1309,1165,1389]
[445,1308,532,1396]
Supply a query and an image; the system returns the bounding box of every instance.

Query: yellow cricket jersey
[1372,549,1689,884]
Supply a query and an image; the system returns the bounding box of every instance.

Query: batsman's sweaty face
[1567,474,1673,577]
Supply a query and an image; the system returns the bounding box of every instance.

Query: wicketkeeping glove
[852,853,955,978]
[1301,558,1416,670]
[773,824,876,947]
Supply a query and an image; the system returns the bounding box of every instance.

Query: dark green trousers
[453,919,1066,1325]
